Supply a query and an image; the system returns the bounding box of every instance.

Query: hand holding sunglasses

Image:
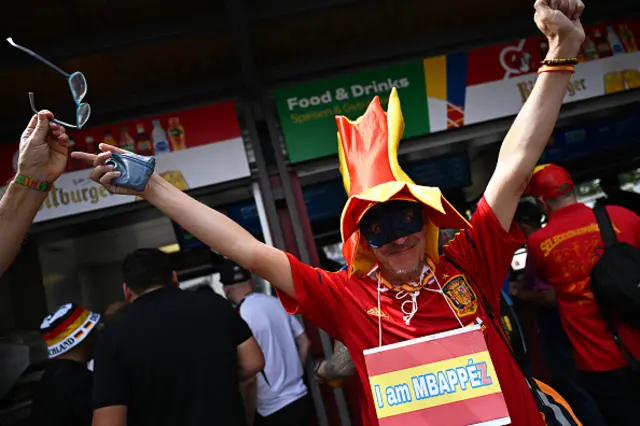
[16,111,70,187]
[7,37,91,129]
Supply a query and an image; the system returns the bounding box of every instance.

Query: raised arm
[0,184,47,274]
[0,111,68,276]
[484,0,585,231]
[146,175,295,296]
[73,148,296,298]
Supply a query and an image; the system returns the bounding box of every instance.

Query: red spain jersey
[277,198,543,426]
[528,203,640,372]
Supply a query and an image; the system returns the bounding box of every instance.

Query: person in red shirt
[75,1,587,424]
[525,163,640,426]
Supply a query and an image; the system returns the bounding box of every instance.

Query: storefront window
[576,179,604,207]
[619,168,640,190]
[576,168,640,207]
[322,243,347,266]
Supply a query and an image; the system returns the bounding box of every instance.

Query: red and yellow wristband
[538,65,575,75]
[14,174,52,192]
[537,58,577,75]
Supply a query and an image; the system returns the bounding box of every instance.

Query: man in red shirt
[525,163,640,426]
[76,1,586,424]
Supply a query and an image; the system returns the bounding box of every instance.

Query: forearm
[0,183,47,276]
[92,406,128,426]
[492,43,580,192]
[298,347,308,365]
[321,341,355,380]
[296,333,311,365]
[145,175,259,263]
[484,42,581,229]
[298,342,310,365]
[144,174,294,294]
[240,377,257,425]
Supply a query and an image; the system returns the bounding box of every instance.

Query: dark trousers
[540,337,606,426]
[254,395,311,426]
[580,367,640,426]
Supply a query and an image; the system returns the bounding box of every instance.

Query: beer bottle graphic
[119,127,136,152]
[606,26,625,55]
[168,117,187,151]
[594,29,612,57]
[620,23,638,52]
[583,35,599,61]
[135,124,154,156]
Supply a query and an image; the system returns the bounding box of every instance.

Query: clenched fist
[534,0,586,59]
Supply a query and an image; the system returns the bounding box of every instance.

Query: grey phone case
[105,152,156,192]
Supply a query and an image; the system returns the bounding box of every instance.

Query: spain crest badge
[442,275,478,317]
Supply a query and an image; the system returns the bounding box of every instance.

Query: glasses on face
[7,37,91,129]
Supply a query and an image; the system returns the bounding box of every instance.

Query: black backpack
[591,204,640,368]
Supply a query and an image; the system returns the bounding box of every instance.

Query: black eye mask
[359,200,423,248]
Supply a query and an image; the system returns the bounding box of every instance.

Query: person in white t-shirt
[221,259,312,426]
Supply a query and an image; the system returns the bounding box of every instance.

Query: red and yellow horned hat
[337,88,470,277]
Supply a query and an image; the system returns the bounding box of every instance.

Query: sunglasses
[7,37,91,129]
[359,200,424,249]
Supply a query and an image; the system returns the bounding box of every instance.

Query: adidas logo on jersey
[367,307,390,319]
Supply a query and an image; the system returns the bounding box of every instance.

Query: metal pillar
[242,100,331,426]
[224,1,332,425]
[241,106,285,254]
[262,98,352,426]
[251,182,274,296]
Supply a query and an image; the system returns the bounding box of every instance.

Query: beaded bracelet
[538,65,575,75]
[541,58,579,66]
[14,174,52,192]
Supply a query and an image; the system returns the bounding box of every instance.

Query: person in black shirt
[32,303,101,426]
[597,174,640,216]
[92,248,264,426]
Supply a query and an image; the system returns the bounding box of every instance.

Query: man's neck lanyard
[373,259,464,347]
[235,294,270,387]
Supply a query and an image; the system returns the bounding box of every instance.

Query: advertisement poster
[363,325,509,426]
[274,61,429,163]
[463,19,640,126]
[275,18,640,163]
[0,102,250,223]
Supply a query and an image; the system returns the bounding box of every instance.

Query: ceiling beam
[2,0,360,72]
[263,2,640,86]
[246,0,359,20]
